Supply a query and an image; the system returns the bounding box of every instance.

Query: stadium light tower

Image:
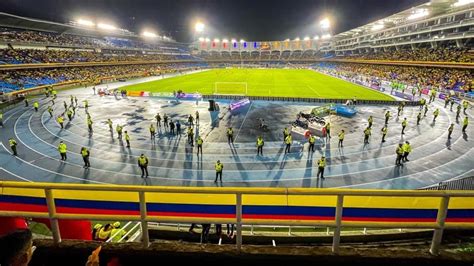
[142,31,158,38]
[77,18,94,27]
[98,23,116,31]
[195,22,205,33]
[303,36,310,41]
[320,18,330,30]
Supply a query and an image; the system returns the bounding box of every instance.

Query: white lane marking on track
[234,101,253,142]
[0,166,33,182]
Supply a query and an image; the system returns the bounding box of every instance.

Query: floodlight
[313,36,319,40]
[198,37,204,41]
[240,39,245,43]
[142,31,157,38]
[222,39,229,43]
[407,9,429,20]
[304,36,310,41]
[77,19,94,27]
[371,23,384,31]
[98,23,116,31]
[321,34,331,39]
[205,38,211,42]
[294,37,300,41]
[320,18,330,29]
[231,39,236,43]
[214,38,220,42]
[195,22,205,32]
[284,38,290,41]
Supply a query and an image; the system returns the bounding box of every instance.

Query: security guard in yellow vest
[463,100,469,114]
[363,127,371,144]
[227,127,234,143]
[308,134,316,152]
[196,135,203,156]
[433,108,440,122]
[187,127,194,146]
[195,110,200,126]
[24,98,29,107]
[402,141,411,162]
[283,127,289,142]
[97,223,113,242]
[150,124,156,140]
[125,131,130,148]
[116,125,123,139]
[87,118,93,132]
[256,136,264,156]
[416,112,422,125]
[401,118,408,134]
[395,143,404,166]
[0,112,3,127]
[66,109,73,120]
[57,115,64,129]
[9,138,17,156]
[424,104,429,117]
[284,134,292,154]
[456,105,461,120]
[33,101,39,112]
[107,119,113,131]
[47,106,53,118]
[368,116,373,128]
[110,222,128,243]
[138,154,149,178]
[385,111,391,124]
[381,125,388,143]
[444,95,450,108]
[463,117,469,133]
[81,147,90,168]
[448,123,454,139]
[338,130,345,147]
[325,122,331,140]
[58,141,67,161]
[214,160,224,182]
[316,156,326,179]
[83,99,89,110]
[155,113,161,127]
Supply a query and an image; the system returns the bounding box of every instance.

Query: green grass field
[123,68,393,100]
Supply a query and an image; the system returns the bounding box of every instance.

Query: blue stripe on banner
[0,195,46,205]
[54,199,139,211]
[447,209,474,218]
[243,206,335,216]
[343,208,437,218]
[146,203,235,214]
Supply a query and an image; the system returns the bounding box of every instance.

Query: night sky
[0,0,427,42]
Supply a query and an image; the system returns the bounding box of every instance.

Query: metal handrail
[1,181,473,255]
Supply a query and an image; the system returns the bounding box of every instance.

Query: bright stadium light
[313,35,320,40]
[407,9,429,20]
[205,38,210,42]
[77,18,94,27]
[284,38,290,41]
[303,36,310,41]
[195,22,205,32]
[371,23,384,31]
[142,31,158,38]
[320,18,330,29]
[321,33,331,39]
[214,38,220,42]
[98,23,116,31]
[222,38,229,43]
[231,39,237,43]
[452,0,474,7]
[198,37,204,41]
[294,37,300,41]
[240,39,245,43]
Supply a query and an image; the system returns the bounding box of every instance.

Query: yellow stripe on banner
[343,196,441,209]
[2,188,46,198]
[243,195,288,205]
[145,192,235,205]
[52,190,139,202]
[448,197,474,209]
[288,195,337,207]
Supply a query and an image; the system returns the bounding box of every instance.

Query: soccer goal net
[214,82,248,95]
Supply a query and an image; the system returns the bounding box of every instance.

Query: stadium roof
[333,0,473,40]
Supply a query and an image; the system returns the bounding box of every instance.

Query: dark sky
[0,0,427,42]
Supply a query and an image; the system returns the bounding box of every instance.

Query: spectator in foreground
[0,229,35,266]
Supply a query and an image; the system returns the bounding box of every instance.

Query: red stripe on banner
[445,218,474,223]
[56,207,140,216]
[342,217,436,222]
[243,214,334,221]
[147,211,235,218]
[0,202,48,213]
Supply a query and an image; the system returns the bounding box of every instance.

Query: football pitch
[123,68,394,100]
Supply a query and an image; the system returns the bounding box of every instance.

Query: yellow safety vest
[403,143,412,153]
[283,129,289,135]
[138,156,148,166]
[364,129,371,136]
[188,128,193,135]
[396,147,404,155]
[33,102,39,108]
[150,126,155,132]
[215,163,223,172]
[382,127,388,135]
[97,228,112,241]
[57,117,63,123]
[448,125,454,132]
[81,149,89,157]
[309,136,315,144]
[110,228,126,242]
[87,119,93,125]
[464,118,469,126]
[318,159,326,168]
[325,123,330,130]
[227,129,233,136]
[9,139,16,147]
[402,120,407,126]
[434,110,439,116]
[58,143,67,153]
[368,117,373,123]
[0,113,3,119]
[285,135,292,144]
[257,138,264,146]
[197,138,203,145]
[125,134,130,141]
[338,132,344,140]
[116,126,122,133]
[385,112,390,118]
[463,101,468,108]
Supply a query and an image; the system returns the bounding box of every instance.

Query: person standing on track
[150,124,156,140]
[368,116,373,128]
[57,115,64,129]
[283,127,289,143]
[47,106,53,118]
[138,154,149,178]
[227,127,234,144]
[116,124,123,139]
[363,127,371,144]
[381,125,388,143]
[9,138,18,156]
[33,101,39,112]
[385,111,391,124]
[163,114,168,129]
[81,147,91,168]
[214,160,224,183]
[256,135,264,156]
[401,118,408,134]
[433,108,440,122]
[448,123,454,139]
[338,130,345,147]
[308,134,316,152]
[463,117,469,133]
[195,111,200,126]
[58,141,67,161]
[155,113,161,127]
[316,156,326,179]
[196,135,203,156]
[402,141,412,162]
[395,143,404,166]
[416,112,422,125]
[284,134,292,154]
[187,126,194,145]
[125,131,130,148]
[87,117,93,133]
[107,119,113,131]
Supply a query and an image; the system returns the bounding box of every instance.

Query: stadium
[0,0,473,265]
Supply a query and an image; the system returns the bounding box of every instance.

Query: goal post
[214,82,248,95]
